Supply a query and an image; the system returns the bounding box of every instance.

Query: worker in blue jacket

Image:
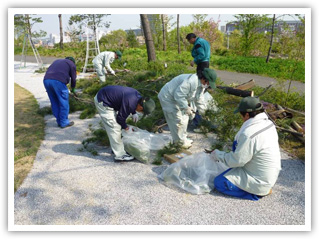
[94,85,155,162]
[43,57,77,128]
[186,33,211,78]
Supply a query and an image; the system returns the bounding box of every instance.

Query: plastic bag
[159,152,229,194]
[122,126,172,164]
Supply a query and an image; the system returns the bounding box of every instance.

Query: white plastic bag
[122,126,172,164]
[159,152,228,194]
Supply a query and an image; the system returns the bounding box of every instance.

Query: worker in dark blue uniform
[43,57,77,128]
[94,85,156,161]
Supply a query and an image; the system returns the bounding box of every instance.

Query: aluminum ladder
[20,33,43,69]
[82,23,100,74]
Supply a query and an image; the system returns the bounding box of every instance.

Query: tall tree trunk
[25,14,36,50]
[161,14,167,51]
[140,14,156,62]
[58,14,63,49]
[266,14,276,63]
[177,14,181,54]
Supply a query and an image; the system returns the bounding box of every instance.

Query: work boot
[60,121,74,128]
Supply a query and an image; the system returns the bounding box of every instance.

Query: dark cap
[202,68,217,89]
[115,50,122,60]
[234,97,263,114]
[142,97,155,115]
[65,56,75,64]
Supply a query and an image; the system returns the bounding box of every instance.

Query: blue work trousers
[214,169,260,201]
[43,79,70,127]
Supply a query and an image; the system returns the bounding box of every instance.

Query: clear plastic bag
[122,126,172,164]
[159,152,229,194]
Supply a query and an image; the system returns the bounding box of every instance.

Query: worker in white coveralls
[94,85,155,162]
[92,50,122,83]
[158,68,217,148]
[211,97,281,201]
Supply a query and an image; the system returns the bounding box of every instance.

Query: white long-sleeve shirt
[158,74,206,114]
[92,51,115,75]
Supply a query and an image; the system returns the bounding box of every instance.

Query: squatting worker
[92,50,122,83]
[43,57,77,128]
[186,33,211,78]
[158,68,217,149]
[211,97,281,201]
[94,85,155,162]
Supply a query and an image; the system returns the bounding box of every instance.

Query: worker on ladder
[92,50,122,83]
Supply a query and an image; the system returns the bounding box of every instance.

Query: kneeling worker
[158,68,217,148]
[94,85,155,161]
[211,97,281,200]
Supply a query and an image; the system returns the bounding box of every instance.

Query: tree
[234,14,269,56]
[191,17,223,53]
[58,14,63,49]
[99,29,127,50]
[161,14,167,51]
[140,14,156,62]
[177,14,181,54]
[126,30,139,48]
[14,14,46,49]
[69,14,110,42]
[266,14,276,63]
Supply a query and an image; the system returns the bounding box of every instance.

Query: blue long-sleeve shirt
[44,59,77,88]
[97,86,142,129]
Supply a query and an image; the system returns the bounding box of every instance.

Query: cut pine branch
[216,86,254,97]
[234,79,256,90]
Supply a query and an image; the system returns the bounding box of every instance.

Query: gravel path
[13,62,306,227]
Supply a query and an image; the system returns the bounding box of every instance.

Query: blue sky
[31,14,237,36]
[30,12,301,37]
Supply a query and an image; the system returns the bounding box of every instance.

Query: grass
[14,83,45,192]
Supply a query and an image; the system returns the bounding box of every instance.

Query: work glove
[185,107,193,116]
[125,126,135,134]
[132,113,139,123]
[71,88,76,94]
[190,60,194,67]
[111,71,116,76]
[189,112,196,121]
[210,150,219,162]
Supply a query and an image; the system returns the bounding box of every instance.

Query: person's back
[44,59,76,87]
[226,112,281,194]
[192,37,211,64]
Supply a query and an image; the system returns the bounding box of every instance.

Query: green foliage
[154,142,183,165]
[214,56,305,82]
[127,30,139,48]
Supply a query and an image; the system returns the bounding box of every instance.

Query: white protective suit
[214,112,282,196]
[158,74,207,144]
[92,51,116,83]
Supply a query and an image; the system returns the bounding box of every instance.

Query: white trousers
[159,99,189,144]
[94,95,126,157]
[92,61,106,83]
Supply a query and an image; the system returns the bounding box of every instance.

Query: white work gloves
[185,107,193,116]
[110,71,116,76]
[210,150,219,162]
[125,126,135,134]
[189,112,196,120]
[132,113,139,123]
